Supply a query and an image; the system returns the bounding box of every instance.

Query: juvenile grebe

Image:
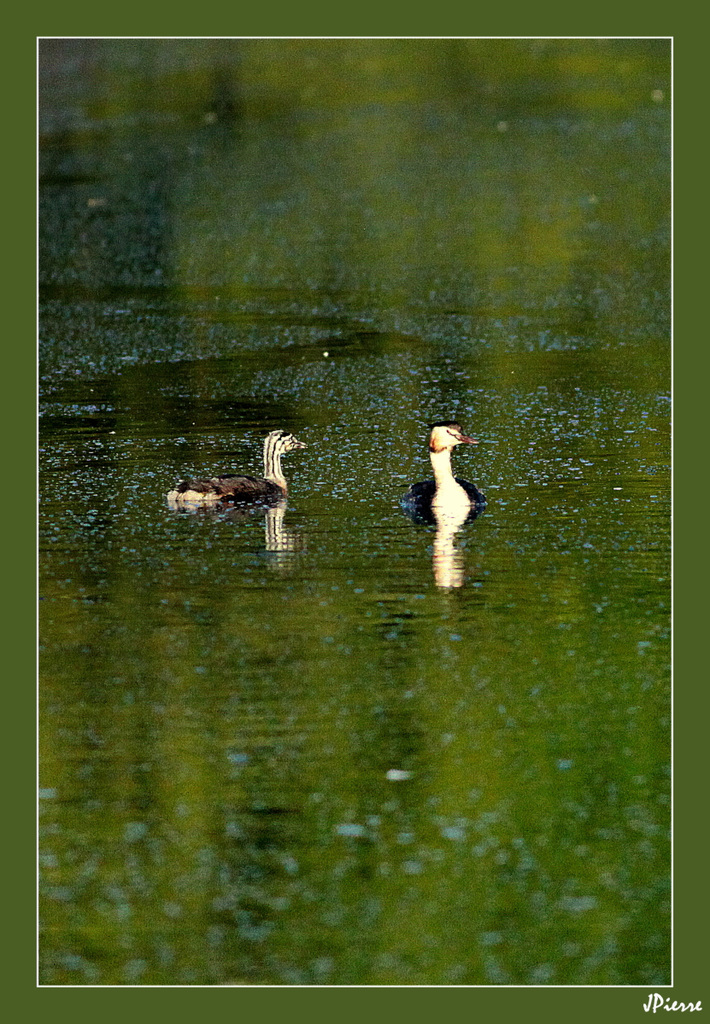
[402,421,486,523]
[167,429,307,507]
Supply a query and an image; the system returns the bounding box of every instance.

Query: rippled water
[39,38,670,986]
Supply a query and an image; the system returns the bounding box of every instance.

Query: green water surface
[39,38,670,986]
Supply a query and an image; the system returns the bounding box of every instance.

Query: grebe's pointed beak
[455,432,478,445]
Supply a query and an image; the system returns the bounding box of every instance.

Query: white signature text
[644,994,702,1013]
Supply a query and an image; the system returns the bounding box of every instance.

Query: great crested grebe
[402,421,486,522]
[167,429,307,508]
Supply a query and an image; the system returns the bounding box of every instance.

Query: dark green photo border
[17,4,706,1023]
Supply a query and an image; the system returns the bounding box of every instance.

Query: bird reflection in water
[431,503,475,588]
[166,495,303,572]
[262,500,304,572]
[404,499,483,588]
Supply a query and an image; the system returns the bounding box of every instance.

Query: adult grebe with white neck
[401,421,486,524]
